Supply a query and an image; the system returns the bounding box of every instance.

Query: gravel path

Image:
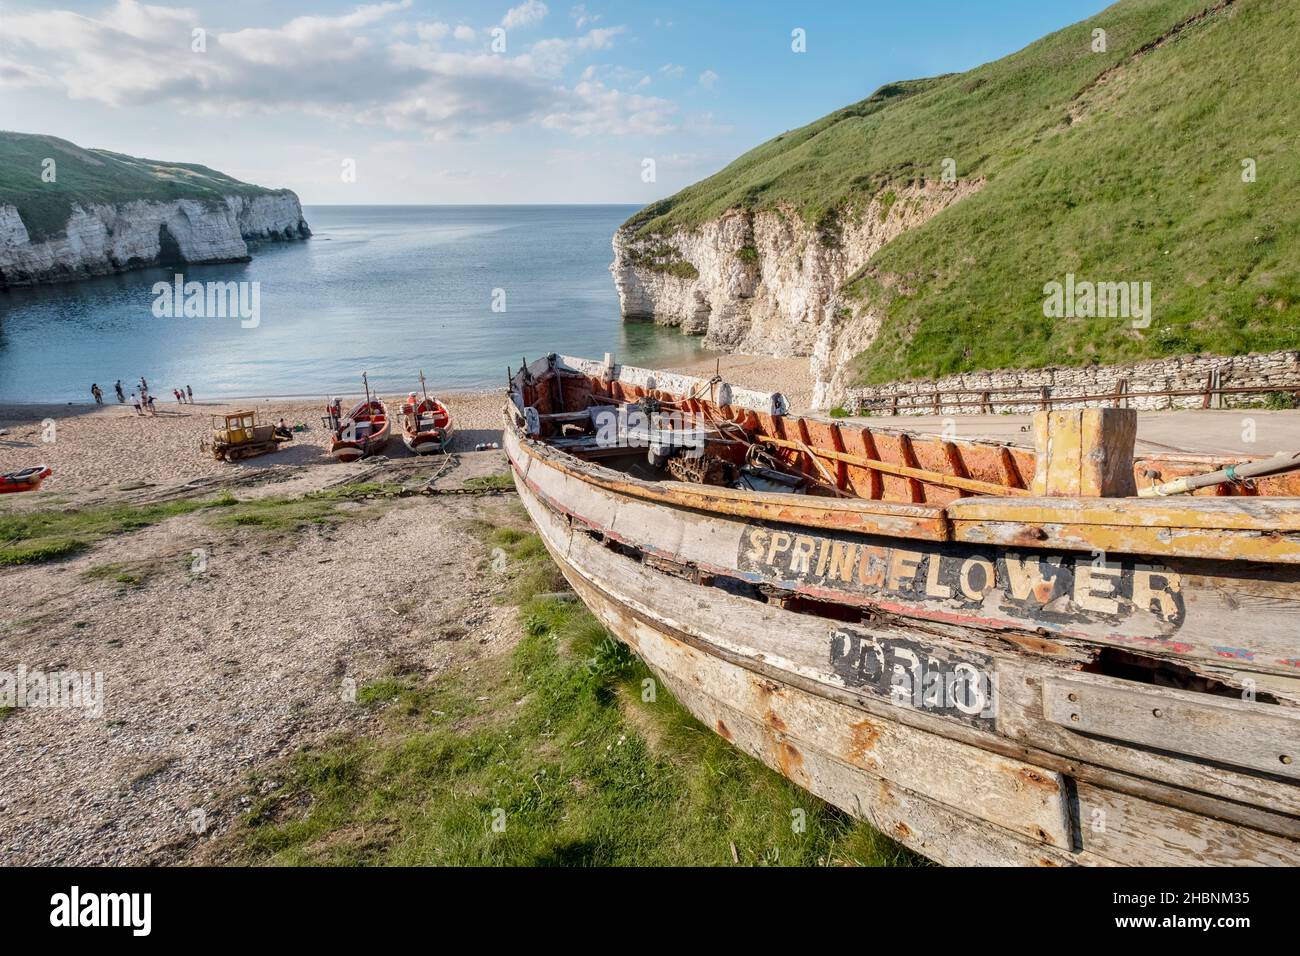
[0,464,520,866]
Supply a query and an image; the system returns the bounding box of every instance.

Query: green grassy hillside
[628,0,1300,384]
[0,131,289,243]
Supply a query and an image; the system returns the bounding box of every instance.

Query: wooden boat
[400,374,453,454]
[1,465,52,494]
[328,398,391,462]
[504,353,1300,866]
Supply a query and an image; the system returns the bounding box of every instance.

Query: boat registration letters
[830,627,997,728]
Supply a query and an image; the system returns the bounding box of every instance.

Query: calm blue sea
[0,205,710,402]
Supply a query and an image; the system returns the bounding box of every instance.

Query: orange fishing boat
[400,372,453,455]
[327,374,391,463]
[0,465,52,494]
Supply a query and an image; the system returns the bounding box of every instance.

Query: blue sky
[0,0,1112,204]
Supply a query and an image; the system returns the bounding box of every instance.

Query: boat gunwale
[505,403,1300,561]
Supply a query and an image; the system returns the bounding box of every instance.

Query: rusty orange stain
[776,741,805,783]
[850,718,882,755]
[1015,768,1058,794]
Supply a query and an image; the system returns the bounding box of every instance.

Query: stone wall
[840,351,1300,416]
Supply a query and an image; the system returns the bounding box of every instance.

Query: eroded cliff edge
[610,181,980,407]
[0,192,310,288]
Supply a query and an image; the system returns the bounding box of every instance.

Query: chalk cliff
[0,192,309,288]
[610,182,980,401]
[0,131,310,288]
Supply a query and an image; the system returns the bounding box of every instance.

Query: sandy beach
[0,353,818,496]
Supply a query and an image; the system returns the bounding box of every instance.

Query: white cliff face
[0,192,310,287]
[611,182,981,405]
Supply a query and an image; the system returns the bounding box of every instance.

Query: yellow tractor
[208,410,291,462]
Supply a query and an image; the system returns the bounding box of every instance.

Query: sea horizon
[0,204,712,403]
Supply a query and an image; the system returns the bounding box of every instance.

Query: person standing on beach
[173,388,182,404]
[146,394,157,416]
[115,380,125,403]
[131,392,142,415]
[186,385,193,403]
[91,384,103,404]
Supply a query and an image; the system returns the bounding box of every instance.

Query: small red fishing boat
[327,374,391,463]
[1,465,52,494]
[400,372,454,455]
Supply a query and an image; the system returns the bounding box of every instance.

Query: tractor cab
[208,409,286,461]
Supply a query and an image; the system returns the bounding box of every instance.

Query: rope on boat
[1138,451,1300,497]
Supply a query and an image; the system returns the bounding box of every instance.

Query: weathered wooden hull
[503,355,1300,865]
[510,454,1300,865]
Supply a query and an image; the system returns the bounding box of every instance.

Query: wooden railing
[855,372,1300,416]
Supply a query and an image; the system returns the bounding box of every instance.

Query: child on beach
[131,393,142,415]
[173,389,183,404]
[91,384,103,404]
[146,395,157,416]
[115,380,125,403]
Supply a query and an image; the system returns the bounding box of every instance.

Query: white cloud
[658,63,685,78]
[542,81,676,137]
[683,112,735,136]
[0,0,675,140]
[581,63,649,90]
[570,4,600,29]
[523,25,625,77]
[698,69,719,89]
[501,1,548,30]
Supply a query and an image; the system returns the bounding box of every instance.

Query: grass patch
[463,472,515,491]
[827,406,852,419]
[625,243,700,280]
[1260,391,1298,411]
[0,496,229,567]
[82,560,162,588]
[227,517,922,867]
[206,483,400,535]
[0,483,404,567]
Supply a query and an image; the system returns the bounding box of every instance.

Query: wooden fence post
[1031,408,1137,497]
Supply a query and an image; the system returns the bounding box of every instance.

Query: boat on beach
[1,465,52,494]
[400,372,454,454]
[328,376,391,463]
[504,353,1300,866]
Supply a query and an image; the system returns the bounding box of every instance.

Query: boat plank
[1041,676,1300,781]
[648,663,1083,866]
[1075,782,1300,867]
